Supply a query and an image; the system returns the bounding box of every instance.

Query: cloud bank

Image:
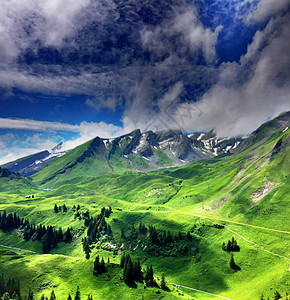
[0,0,289,165]
[0,118,124,164]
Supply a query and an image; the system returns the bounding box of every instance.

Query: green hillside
[0,114,289,300]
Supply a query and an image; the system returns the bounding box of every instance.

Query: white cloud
[121,12,290,137]
[0,118,125,165]
[247,0,289,23]
[173,13,290,137]
[0,0,92,63]
[0,118,78,132]
[140,6,220,64]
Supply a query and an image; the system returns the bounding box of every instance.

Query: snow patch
[197,133,205,141]
[233,141,240,149]
[213,148,218,156]
[282,126,288,133]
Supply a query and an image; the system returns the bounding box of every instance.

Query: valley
[0,112,289,299]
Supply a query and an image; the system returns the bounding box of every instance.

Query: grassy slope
[0,123,289,299]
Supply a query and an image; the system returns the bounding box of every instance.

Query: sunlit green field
[0,129,289,299]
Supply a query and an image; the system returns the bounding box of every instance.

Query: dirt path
[166,208,290,263]
[0,244,37,253]
[169,208,290,235]
[169,283,232,300]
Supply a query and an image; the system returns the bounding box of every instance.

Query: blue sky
[0,0,289,164]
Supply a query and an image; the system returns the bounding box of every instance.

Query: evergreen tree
[85,247,90,259]
[273,290,282,300]
[26,288,34,300]
[87,296,93,300]
[67,294,72,300]
[144,265,155,287]
[63,204,67,212]
[226,240,231,252]
[222,242,226,251]
[49,290,56,300]
[260,294,265,300]
[100,258,106,273]
[160,273,167,290]
[54,205,58,213]
[134,260,143,282]
[64,228,72,243]
[40,295,45,300]
[74,286,80,300]
[120,252,126,268]
[93,256,106,275]
[123,255,133,285]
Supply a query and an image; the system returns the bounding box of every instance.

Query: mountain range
[0,111,289,299]
[2,128,243,179]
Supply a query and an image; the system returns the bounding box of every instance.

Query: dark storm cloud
[0,0,289,137]
[0,0,219,97]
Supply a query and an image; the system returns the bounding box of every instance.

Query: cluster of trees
[82,207,113,257]
[93,256,107,276]
[120,253,166,289]
[122,223,195,257]
[72,205,81,211]
[120,253,143,285]
[0,275,21,300]
[0,167,17,178]
[222,237,240,252]
[260,290,289,300]
[0,210,73,253]
[53,204,67,213]
[22,286,92,300]
[91,251,168,291]
[0,211,23,232]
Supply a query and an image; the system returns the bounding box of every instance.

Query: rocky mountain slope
[1,143,68,177]
[2,129,243,178]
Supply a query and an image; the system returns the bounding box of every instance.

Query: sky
[0,0,290,164]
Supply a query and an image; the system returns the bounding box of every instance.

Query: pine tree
[49,290,56,300]
[63,204,67,212]
[222,242,226,251]
[120,252,126,268]
[67,294,72,300]
[26,288,34,300]
[93,255,106,275]
[160,273,167,290]
[134,260,143,282]
[144,265,154,287]
[260,293,265,300]
[74,286,80,300]
[64,228,72,243]
[40,294,45,300]
[87,295,93,300]
[123,255,133,285]
[226,240,231,252]
[54,204,58,213]
[273,290,282,300]
[85,248,90,259]
[100,257,106,273]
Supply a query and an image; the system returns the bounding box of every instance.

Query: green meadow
[0,123,289,299]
